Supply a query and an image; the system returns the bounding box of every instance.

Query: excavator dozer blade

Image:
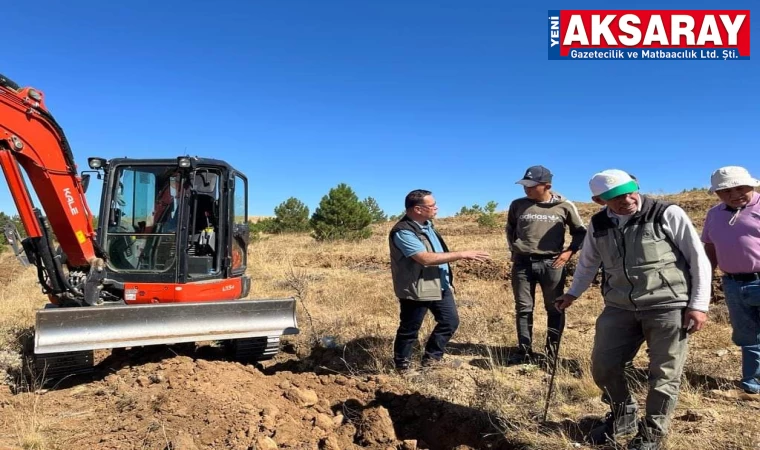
[34,298,299,354]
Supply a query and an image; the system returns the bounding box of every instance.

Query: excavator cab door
[183,168,223,281]
[228,170,249,277]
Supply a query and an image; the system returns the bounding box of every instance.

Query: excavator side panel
[119,278,245,304]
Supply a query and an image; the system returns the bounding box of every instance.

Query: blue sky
[2,0,757,219]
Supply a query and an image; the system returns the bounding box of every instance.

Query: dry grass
[1,188,759,449]
[4,386,49,449]
[0,256,47,377]
[0,253,51,449]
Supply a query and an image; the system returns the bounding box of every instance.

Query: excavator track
[226,336,281,362]
[23,351,94,385]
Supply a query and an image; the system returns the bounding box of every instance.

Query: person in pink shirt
[701,166,760,398]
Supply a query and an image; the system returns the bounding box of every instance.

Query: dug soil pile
[0,345,512,450]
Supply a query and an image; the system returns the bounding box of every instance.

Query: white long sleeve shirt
[566,199,712,312]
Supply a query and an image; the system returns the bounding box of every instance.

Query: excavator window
[230,173,248,274]
[105,166,181,272]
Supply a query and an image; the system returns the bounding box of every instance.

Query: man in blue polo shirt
[389,189,491,372]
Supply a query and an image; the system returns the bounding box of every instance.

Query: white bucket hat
[709,166,760,193]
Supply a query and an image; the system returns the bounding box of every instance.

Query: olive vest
[591,196,691,311]
[389,216,453,301]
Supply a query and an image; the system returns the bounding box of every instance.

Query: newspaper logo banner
[548,10,750,60]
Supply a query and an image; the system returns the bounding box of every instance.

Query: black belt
[724,272,760,282]
[514,253,557,263]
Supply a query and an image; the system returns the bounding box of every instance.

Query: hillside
[0,189,758,450]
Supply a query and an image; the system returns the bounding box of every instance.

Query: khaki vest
[389,216,452,301]
[592,196,691,311]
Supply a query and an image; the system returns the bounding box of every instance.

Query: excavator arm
[0,73,105,306]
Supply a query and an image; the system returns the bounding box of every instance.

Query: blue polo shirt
[392,220,450,290]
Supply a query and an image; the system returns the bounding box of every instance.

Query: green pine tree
[362,197,387,223]
[274,197,310,232]
[310,183,373,241]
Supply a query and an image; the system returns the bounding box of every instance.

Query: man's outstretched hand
[555,293,577,311]
[460,251,491,262]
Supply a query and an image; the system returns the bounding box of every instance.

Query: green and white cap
[589,169,639,201]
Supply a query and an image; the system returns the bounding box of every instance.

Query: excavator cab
[97,157,250,296]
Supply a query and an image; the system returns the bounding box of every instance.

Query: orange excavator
[0,74,298,379]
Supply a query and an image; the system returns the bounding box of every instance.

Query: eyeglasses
[416,203,438,210]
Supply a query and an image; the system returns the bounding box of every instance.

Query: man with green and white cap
[555,169,712,450]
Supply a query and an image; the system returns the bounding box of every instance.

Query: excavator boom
[0,74,98,268]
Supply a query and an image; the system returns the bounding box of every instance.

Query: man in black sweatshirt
[506,165,587,363]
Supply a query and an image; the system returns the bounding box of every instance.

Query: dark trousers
[511,256,566,355]
[393,288,459,368]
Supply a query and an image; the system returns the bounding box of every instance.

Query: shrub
[477,201,501,228]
